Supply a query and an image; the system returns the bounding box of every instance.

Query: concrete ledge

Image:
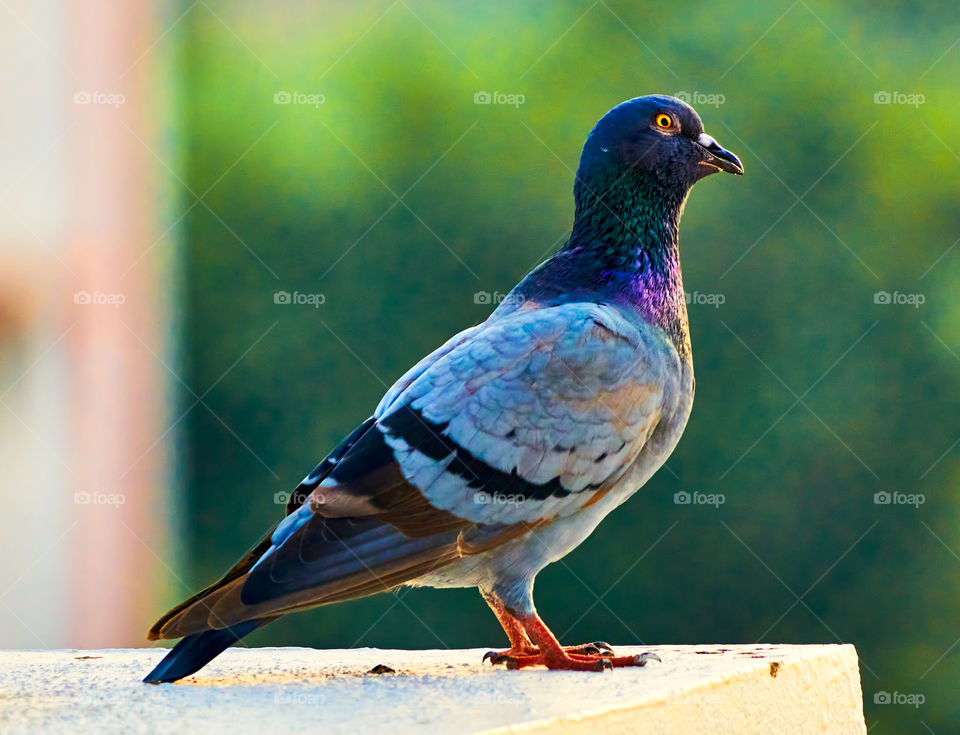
[0,644,866,734]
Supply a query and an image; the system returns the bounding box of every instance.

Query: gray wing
[150,302,681,637]
[365,301,680,525]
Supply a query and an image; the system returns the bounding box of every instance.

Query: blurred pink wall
[0,0,176,648]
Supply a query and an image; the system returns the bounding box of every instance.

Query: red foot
[483,642,616,666]
[504,650,660,670]
[501,613,660,671]
[507,649,611,671]
[480,592,661,673]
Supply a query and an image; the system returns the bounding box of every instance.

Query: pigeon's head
[577,95,743,197]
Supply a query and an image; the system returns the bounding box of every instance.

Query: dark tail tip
[143,619,262,684]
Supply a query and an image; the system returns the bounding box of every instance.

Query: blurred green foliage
[171,1,959,731]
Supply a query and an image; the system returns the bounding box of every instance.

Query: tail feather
[143,618,270,684]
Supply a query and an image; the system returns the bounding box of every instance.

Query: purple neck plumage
[516,167,692,358]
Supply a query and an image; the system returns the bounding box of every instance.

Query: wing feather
[151,302,681,638]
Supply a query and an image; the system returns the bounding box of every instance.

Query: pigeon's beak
[696,133,744,175]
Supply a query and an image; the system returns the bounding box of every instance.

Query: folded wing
[150,302,677,639]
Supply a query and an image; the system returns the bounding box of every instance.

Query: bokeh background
[2,1,958,732]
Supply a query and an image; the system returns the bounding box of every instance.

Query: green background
[169,2,960,732]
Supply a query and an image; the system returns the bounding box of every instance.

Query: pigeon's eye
[654,113,674,129]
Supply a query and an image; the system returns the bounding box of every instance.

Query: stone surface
[0,644,866,734]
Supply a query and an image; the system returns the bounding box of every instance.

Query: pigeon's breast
[616,356,693,499]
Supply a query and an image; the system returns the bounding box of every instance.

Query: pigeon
[143,94,743,684]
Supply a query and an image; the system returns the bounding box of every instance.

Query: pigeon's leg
[480,592,613,666]
[480,582,632,668]
[480,589,617,662]
[508,614,660,671]
[480,590,538,663]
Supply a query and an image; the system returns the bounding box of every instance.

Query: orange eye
[655,113,673,129]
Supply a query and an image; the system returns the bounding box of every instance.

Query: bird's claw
[584,641,615,656]
[566,640,615,657]
[633,652,661,667]
[594,657,614,671]
[483,651,515,666]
